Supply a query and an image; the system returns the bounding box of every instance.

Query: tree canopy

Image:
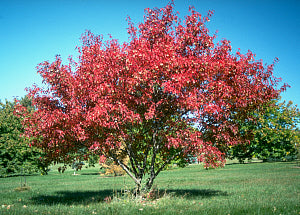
[229,98,299,163]
[16,2,286,193]
[0,97,48,177]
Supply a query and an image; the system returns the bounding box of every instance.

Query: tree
[17,2,286,194]
[229,98,299,163]
[296,129,300,167]
[0,97,48,177]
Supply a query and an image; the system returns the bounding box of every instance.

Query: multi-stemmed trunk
[109,136,183,196]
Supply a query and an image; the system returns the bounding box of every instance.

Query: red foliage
[17,2,285,170]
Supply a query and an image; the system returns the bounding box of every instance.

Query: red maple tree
[17,2,286,193]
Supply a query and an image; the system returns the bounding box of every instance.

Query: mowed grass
[0,161,299,215]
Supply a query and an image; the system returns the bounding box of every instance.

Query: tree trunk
[145,174,156,191]
[134,178,142,196]
[108,153,143,195]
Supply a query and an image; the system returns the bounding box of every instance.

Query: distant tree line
[0,96,48,177]
[229,98,299,163]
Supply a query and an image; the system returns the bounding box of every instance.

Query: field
[0,161,299,215]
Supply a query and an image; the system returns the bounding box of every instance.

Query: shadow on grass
[166,189,228,199]
[80,172,101,176]
[225,161,264,166]
[30,189,114,205]
[0,173,40,178]
[30,188,228,205]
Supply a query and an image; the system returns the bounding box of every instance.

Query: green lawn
[0,161,299,214]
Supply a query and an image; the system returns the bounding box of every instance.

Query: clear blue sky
[1,0,299,107]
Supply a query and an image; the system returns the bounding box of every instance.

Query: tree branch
[155,150,183,177]
[108,151,140,186]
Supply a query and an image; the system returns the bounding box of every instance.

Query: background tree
[296,129,300,166]
[17,2,286,194]
[229,98,299,163]
[0,97,48,177]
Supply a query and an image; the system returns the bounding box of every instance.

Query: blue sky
[0,0,299,107]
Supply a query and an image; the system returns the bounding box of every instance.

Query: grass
[0,161,299,214]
